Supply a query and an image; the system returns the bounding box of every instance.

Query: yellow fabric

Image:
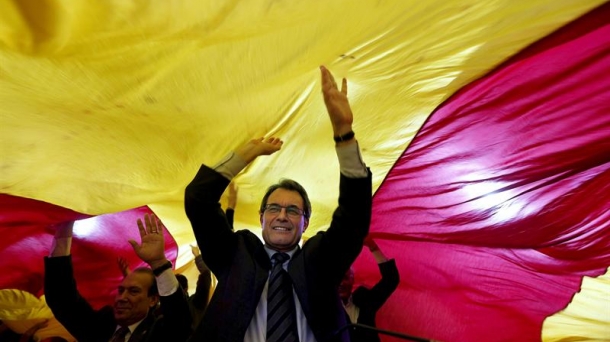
[542,268,610,341]
[0,289,76,341]
[0,1,606,338]
[1,0,601,261]
[0,289,51,320]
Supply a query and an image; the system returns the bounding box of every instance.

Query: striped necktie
[110,326,129,342]
[267,252,299,342]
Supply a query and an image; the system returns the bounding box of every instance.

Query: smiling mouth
[272,226,292,231]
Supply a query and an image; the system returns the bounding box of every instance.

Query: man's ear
[303,218,309,232]
[259,213,264,226]
[149,294,160,308]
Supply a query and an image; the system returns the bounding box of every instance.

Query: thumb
[128,240,139,251]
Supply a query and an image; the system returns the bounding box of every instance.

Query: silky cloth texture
[0,1,609,342]
[0,202,178,309]
[0,0,602,259]
[358,2,610,341]
[0,289,76,341]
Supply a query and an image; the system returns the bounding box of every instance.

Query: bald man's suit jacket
[44,256,192,342]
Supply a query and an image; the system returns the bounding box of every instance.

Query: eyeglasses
[263,204,305,218]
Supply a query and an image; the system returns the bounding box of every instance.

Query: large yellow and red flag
[1,1,608,341]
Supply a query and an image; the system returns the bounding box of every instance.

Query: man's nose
[276,207,289,219]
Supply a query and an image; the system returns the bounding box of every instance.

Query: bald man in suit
[44,215,192,342]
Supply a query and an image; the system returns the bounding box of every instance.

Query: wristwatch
[152,260,172,276]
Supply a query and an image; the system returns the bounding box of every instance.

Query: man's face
[113,272,158,326]
[338,268,355,302]
[260,188,309,252]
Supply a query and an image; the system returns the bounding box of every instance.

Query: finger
[137,218,146,236]
[267,137,280,145]
[145,214,155,234]
[322,67,337,89]
[320,66,332,91]
[329,72,337,89]
[341,78,348,95]
[155,217,163,234]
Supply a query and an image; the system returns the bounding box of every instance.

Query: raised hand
[52,221,74,239]
[235,136,283,164]
[129,213,168,269]
[227,182,239,209]
[49,220,75,257]
[364,236,389,263]
[363,236,379,252]
[117,256,131,277]
[191,244,200,257]
[320,65,354,137]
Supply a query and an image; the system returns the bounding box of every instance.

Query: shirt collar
[116,316,145,336]
[264,245,299,263]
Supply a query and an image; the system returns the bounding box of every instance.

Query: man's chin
[114,309,128,319]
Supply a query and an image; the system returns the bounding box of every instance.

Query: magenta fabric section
[358,3,610,342]
[0,194,178,309]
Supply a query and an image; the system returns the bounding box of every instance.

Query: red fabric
[0,194,178,309]
[359,3,610,342]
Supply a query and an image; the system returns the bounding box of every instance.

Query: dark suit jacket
[225,208,234,230]
[349,259,400,342]
[44,256,192,342]
[185,165,372,342]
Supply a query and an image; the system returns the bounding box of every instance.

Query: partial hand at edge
[52,221,74,239]
[365,237,390,263]
[191,244,200,257]
[117,256,131,277]
[49,221,75,257]
[363,236,379,251]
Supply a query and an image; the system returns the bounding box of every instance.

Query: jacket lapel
[127,313,155,342]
